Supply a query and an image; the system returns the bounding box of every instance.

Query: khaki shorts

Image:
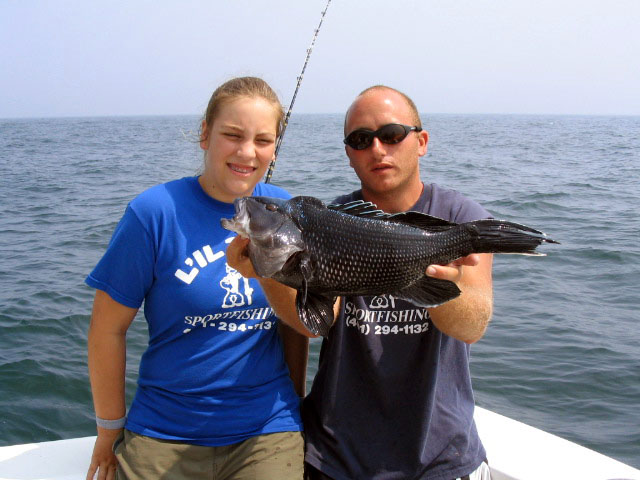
[114,429,304,480]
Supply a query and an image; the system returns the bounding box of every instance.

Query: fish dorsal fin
[328,200,457,231]
[327,200,384,218]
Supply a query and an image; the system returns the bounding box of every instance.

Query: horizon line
[2,111,639,121]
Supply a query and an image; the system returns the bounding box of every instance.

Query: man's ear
[418,130,429,157]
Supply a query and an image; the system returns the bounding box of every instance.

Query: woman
[86,77,309,480]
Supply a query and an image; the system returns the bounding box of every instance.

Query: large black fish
[221,196,557,337]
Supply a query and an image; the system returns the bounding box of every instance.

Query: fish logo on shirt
[369,294,396,310]
[220,264,254,308]
[173,240,255,308]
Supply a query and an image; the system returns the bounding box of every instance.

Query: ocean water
[0,113,638,468]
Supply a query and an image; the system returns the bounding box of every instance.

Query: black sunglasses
[344,123,422,150]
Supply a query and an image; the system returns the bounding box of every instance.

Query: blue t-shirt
[303,183,491,480]
[86,176,302,445]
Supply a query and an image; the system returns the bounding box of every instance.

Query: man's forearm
[428,286,493,343]
[427,253,494,344]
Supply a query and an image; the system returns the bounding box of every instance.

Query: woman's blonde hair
[201,77,284,141]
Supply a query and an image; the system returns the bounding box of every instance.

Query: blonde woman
[86,77,308,480]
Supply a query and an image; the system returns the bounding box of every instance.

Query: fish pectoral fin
[394,277,461,308]
[299,254,314,305]
[295,291,335,338]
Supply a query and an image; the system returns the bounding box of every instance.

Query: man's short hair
[349,85,422,129]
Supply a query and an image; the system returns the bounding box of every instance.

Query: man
[302,86,493,480]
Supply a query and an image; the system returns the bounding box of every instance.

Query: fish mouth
[233,196,248,216]
[220,197,250,237]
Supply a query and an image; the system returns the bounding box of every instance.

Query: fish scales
[221,195,558,336]
[298,202,486,293]
[299,205,440,294]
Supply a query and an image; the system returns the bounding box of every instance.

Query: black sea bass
[221,196,557,337]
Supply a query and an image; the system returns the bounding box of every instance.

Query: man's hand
[425,254,481,285]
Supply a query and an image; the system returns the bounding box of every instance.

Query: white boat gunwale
[1,407,639,480]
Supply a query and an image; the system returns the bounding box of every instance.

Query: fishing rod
[265,0,332,183]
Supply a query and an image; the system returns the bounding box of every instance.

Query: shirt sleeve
[451,196,492,223]
[85,204,156,308]
[254,182,292,200]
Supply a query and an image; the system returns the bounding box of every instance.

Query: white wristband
[96,415,126,429]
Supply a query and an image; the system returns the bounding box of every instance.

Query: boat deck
[1,407,638,479]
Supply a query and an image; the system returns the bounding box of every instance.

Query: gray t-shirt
[303,183,491,480]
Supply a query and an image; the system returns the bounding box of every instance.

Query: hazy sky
[2,0,639,118]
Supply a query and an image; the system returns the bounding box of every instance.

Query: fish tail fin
[466,219,559,256]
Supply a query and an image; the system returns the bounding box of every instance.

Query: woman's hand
[86,428,121,480]
[87,291,136,479]
[225,236,317,337]
[225,236,259,279]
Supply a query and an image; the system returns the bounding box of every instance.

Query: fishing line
[265,0,332,183]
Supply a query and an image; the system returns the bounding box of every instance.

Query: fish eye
[265,203,278,212]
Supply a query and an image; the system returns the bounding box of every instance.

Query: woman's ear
[200,120,209,150]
